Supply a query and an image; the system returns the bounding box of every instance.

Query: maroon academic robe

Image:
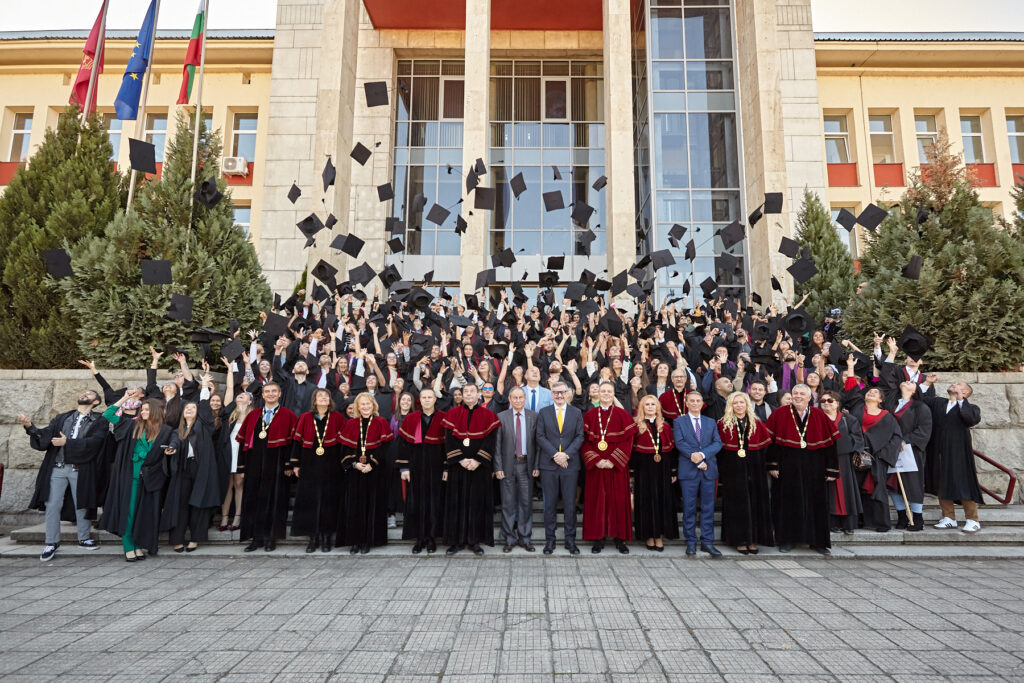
[659,387,687,420]
[581,404,636,541]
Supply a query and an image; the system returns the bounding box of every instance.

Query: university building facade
[1,0,1022,302]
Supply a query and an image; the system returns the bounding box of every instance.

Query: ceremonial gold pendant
[737,448,746,459]
[462,438,470,447]
[315,447,325,456]
[597,440,608,451]
[258,430,268,440]
[800,439,807,449]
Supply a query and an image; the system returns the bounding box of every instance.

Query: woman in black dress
[337,392,394,554]
[820,390,865,534]
[630,395,677,551]
[162,394,221,553]
[717,391,774,554]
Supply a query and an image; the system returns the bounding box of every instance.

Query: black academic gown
[27,411,107,521]
[100,421,178,555]
[339,416,393,548]
[921,388,983,503]
[398,411,448,542]
[630,420,679,541]
[854,408,904,531]
[717,417,774,547]
[885,396,932,504]
[829,412,865,532]
[290,411,346,540]
[443,411,498,548]
[161,402,221,542]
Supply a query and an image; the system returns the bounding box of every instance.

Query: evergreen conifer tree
[0,105,124,367]
[793,189,857,325]
[60,111,270,369]
[843,133,1024,371]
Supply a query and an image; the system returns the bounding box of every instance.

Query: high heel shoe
[135,550,146,560]
[217,517,230,532]
[125,552,137,563]
[748,546,759,555]
[185,543,198,553]
[229,517,241,531]
[173,545,185,553]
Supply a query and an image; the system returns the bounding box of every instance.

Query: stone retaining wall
[1,369,1022,513]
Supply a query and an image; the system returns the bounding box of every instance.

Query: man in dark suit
[495,387,539,552]
[536,381,585,555]
[672,391,723,557]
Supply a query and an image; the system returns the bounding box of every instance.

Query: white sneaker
[387,515,397,529]
[933,517,958,529]
[962,520,981,533]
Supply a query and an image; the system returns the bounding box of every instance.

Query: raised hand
[77,359,97,373]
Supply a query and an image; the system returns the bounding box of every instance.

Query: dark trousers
[681,476,715,545]
[500,459,533,544]
[540,467,578,543]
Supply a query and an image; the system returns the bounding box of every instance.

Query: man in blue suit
[535,381,585,555]
[672,391,723,557]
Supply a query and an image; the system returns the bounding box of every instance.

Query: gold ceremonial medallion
[653,454,661,463]
[258,430,268,440]
[359,453,367,464]
[598,440,608,451]
[737,448,746,459]
[463,438,470,447]
[315,447,325,456]
[800,439,807,449]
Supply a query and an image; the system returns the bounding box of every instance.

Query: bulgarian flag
[176,0,207,105]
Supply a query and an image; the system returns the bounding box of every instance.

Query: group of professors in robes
[19,287,988,562]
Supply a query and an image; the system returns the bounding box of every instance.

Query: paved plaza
[1,554,1023,682]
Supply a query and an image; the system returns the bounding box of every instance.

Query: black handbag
[851,451,873,471]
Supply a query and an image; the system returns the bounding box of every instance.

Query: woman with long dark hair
[855,387,904,532]
[385,391,416,529]
[290,388,347,552]
[163,390,221,553]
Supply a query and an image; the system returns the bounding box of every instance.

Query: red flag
[70,1,106,115]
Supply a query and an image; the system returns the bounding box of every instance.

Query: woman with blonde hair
[337,391,394,553]
[630,395,678,551]
[290,388,347,552]
[717,391,774,554]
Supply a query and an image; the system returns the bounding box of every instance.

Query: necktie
[531,388,537,412]
[694,417,702,442]
[515,412,523,457]
[556,407,563,432]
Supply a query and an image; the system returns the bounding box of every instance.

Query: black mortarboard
[329,233,347,251]
[668,236,679,249]
[387,237,404,253]
[720,221,744,250]
[220,338,244,363]
[580,269,596,284]
[592,175,607,191]
[128,138,157,175]
[379,264,401,289]
[426,203,450,226]
[651,249,675,271]
[349,262,376,287]
[287,183,301,204]
[579,299,600,316]
[788,258,818,284]
[540,288,555,306]
[510,172,526,199]
[140,259,172,285]
[699,277,717,298]
[352,290,367,301]
[451,314,474,327]
[475,268,496,290]
[486,344,509,360]
[716,251,739,273]
[364,81,388,108]
[193,176,223,209]
[474,158,486,175]
[350,142,371,166]
[897,325,931,361]
[42,249,73,278]
[263,311,289,337]
[684,239,696,261]
[748,205,763,227]
[466,168,479,193]
[377,182,394,202]
[681,280,691,296]
[313,282,330,303]
[423,270,434,284]
[474,187,495,210]
[778,236,800,259]
[764,192,783,214]
[455,215,468,235]
[783,308,814,336]
[771,275,782,292]
[492,248,515,268]
[325,213,338,229]
[571,200,594,226]
[577,228,596,247]
[273,292,282,309]
[321,158,336,192]
[297,213,325,241]
[916,206,930,225]
[902,255,923,280]
[593,278,611,292]
[311,259,338,284]
[551,165,562,180]
[669,224,687,241]
[464,293,480,311]
[538,271,559,287]
[611,270,627,296]
[600,310,623,336]
[543,191,564,212]
[547,255,565,270]
[338,233,365,258]
[166,293,193,324]
[628,282,647,299]
[836,208,857,231]
[857,203,888,231]
[565,281,587,301]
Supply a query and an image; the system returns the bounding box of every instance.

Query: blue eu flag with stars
[114,0,157,120]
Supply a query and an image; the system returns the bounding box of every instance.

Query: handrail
[974,449,1017,505]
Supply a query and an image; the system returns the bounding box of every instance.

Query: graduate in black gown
[820,390,865,534]
[397,387,447,553]
[630,395,678,551]
[440,383,500,555]
[884,380,932,531]
[162,396,222,552]
[716,392,774,553]
[338,392,394,553]
[236,382,299,552]
[290,388,347,552]
[853,387,904,532]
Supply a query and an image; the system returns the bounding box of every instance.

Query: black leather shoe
[700,544,723,558]
[359,545,370,554]
[243,541,260,553]
[412,542,423,554]
[173,546,185,553]
[591,541,604,554]
[653,545,664,552]
[895,510,909,530]
[748,547,759,555]
[614,539,629,554]
[686,544,697,556]
[503,543,514,553]
[305,539,317,554]
[813,546,832,556]
[566,542,580,555]
[778,544,791,553]
[185,544,197,553]
[349,546,359,554]
[426,539,437,554]
[445,545,462,555]
[471,544,484,556]
[264,542,275,552]
[321,537,332,552]
[520,541,535,552]
[736,547,749,555]
[543,542,555,555]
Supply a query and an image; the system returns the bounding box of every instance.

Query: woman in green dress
[99,388,179,561]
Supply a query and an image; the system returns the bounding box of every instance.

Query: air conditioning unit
[221,156,249,176]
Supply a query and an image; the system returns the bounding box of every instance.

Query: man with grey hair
[536,381,585,554]
[494,387,539,552]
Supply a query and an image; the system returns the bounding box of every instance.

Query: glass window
[145,113,168,162]
[654,113,688,188]
[960,115,985,164]
[102,115,122,162]
[823,115,850,164]
[544,80,568,120]
[232,113,258,161]
[232,205,251,238]
[9,112,32,162]
[869,114,895,164]
[684,7,732,60]
[830,208,857,258]
[685,61,733,90]
[651,9,684,60]
[1008,114,1024,165]
[442,80,464,119]
[915,114,938,163]
[688,113,738,189]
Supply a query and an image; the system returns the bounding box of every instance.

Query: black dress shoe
[359,545,369,554]
[813,546,832,556]
[778,544,791,553]
[445,545,462,555]
[426,539,437,554]
[412,542,423,554]
[737,547,750,555]
[185,544,197,553]
[305,540,317,554]
[264,542,275,552]
[173,546,185,553]
[349,545,360,554]
[748,547,759,555]
[566,542,580,555]
[653,545,664,552]
[244,541,260,553]
[471,544,484,556]
[614,539,629,554]
[591,541,604,554]
[321,537,332,552]
[686,544,697,556]
[520,541,535,552]
[646,544,656,551]
[543,542,555,555]
[503,543,514,553]
[700,544,723,558]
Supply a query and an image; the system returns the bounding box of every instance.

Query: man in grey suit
[536,381,585,555]
[495,387,539,552]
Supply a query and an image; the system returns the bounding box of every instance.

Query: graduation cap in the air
[287,183,302,204]
[466,168,479,193]
[455,215,468,235]
[492,248,515,268]
[166,293,193,324]
[128,138,157,175]
[902,254,923,280]
[348,262,376,287]
[699,277,717,299]
[364,81,388,108]
[510,172,526,199]
[538,271,559,287]
[857,203,888,231]
[426,204,450,226]
[579,268,597,284]
[571,200,595,226]
[474,158,487,176]
[720,221,744,250]
[463,293,481,311]
[771,275,782,292]
[384,217,403,236]
[684,239,696,261]
[350,142,372,166]
[783,308,814,336]
[377,182,394,202]
[336,233,365,258]
[311,259,338,284]
[474,187,495,210]
[592,175,607,191]
[577,228,597,251]
[220,339,244,363]
[600,310,623,337]
[193,176,223,209]
[450,313,474,327]
[788,257,819,284]
[778,236,800,259]
[551,165,562,181]
[42,249,73,278]
[263,311,289,337]
[321,158,336,192]
[564,281,587,302]
[411,194,428,213]
[547,255,565,270]
[140,259,172,285]
[836,208,857,231]
[325,213,338,230]
[669,224,687,241]
[716,251,739,273]
[387,237,404,253]
[748,205,763,228]
[610,270,628,297]
[475,268,496,291]
[542,190,565,212]
[681,280,691,296]
[296,213,325,247]
[764,192,783,214]
[897,325,931,361]
[651,249,675,271]
[379,264,401,289]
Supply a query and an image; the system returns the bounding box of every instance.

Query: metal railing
[975,450,1017,505]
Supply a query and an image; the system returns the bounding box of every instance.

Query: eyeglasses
[820,398,836,404]
[482,387,494,391]
[552,390,567,395]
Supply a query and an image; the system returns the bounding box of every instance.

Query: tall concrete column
[458,0,491,298]
[603,0,637,278]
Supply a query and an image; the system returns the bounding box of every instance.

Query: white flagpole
[81,0,109,124]
[187,0,211,254]
[126,0,162,213]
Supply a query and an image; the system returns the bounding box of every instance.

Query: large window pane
[651,9,684,59]
[688,113,738,188]
[685,61,733,90]
[442,80,464,119]
[545,80,568,119]
[684,7,731,60]
[654,113,688,188]
[411,77,439,120]
[514,78,541,121]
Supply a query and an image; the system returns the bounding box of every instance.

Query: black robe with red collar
[398,409,448,541]
[440,404,500,547]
